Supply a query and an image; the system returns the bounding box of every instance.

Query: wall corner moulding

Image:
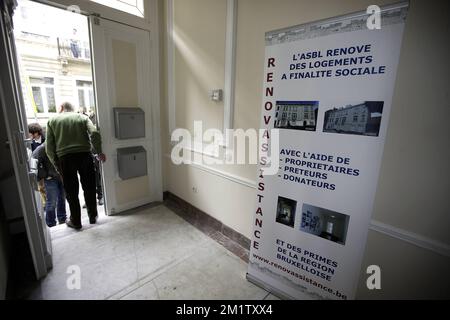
[223,0,237,133]
[369,220,450,258]
[167,0,176,135]
[163,154,450,259]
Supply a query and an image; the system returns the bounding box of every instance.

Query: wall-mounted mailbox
[117,146,147,180]
[113,107,145,139]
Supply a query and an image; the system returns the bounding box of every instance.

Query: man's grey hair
[61,102,75,112]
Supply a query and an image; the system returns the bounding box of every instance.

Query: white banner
[247,3,409,300]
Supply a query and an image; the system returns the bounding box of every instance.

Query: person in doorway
[46,102,106,230]
[83,157,104,208]
[78,106,88,117]
[88,107,97,126]
[79,107,104,207]
[28,122,45,152]
[88,108,104,206]
[28,122,46,206]
[93,157,103,205]
[32,143,66,227]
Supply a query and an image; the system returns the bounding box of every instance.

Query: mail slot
[117,146,147,180]
[113,107,145,139]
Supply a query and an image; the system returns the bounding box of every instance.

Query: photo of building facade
[323,101,384,136]
[274,101,319,131]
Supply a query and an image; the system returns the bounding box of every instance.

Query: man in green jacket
[46,102,106,229]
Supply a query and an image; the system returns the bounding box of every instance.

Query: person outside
[28,122,45,151]
[79,107,104,207]
[70,28,81,58]
[46,102,106,229]
[32,143,66,227]
[88,107,103,206]
[28,122,46,205]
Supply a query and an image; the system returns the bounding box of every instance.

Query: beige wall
[356,231,450,299]
[371,0,450,244]
[173,0,226,133]
[162,0,450,299]
[112,39,139,107]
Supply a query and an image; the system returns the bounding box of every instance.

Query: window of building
[353,115,358,122]
[30,76,56,113]
[76,80,94,110]
[90,0,144,18]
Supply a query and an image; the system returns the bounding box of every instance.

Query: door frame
[35,0,154,32]
[27,0,163,215]
[89,16,163,214]
[0,0,162,281]
[38,0,163,214]
[0,1,51,280]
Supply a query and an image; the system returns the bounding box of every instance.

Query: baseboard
[163,191,251,259]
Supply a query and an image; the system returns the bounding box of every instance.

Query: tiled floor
[28,204,279,300]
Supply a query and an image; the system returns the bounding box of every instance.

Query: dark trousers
[58,152,97,226]
[94,157,103,199]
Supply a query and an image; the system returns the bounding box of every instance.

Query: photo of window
[275,196,297,228]
[323,101,384,136]
[300,204,350,245]
[274,101,319,131]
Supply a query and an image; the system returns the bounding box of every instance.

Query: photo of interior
[275,196,297,228]
[300,204,350,245]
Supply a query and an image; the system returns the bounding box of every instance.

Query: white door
[0,1,52,279]
[90,17,162,214]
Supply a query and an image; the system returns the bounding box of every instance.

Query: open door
[0,0,52,279]
[90,16,162,214]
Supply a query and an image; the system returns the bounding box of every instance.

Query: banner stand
[247,2,409,300]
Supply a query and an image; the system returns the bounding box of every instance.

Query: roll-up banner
[247,2,409,300]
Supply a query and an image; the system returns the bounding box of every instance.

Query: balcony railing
[57,37,91,61]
